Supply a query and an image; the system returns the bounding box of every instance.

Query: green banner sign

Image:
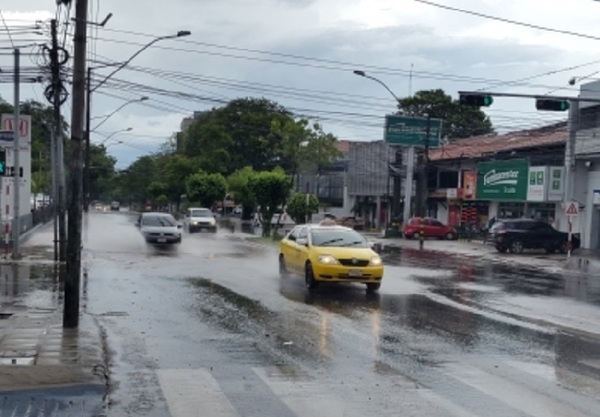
[476,159,529,201]
[384,115,442,147]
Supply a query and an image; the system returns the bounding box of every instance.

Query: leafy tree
[119,156,157,204]
[227,166,256,220]
[398,89,493,140]
[300,122,342,174]
[147,181,168,201]
[183,98,294,174]
[286,192,318,224]
[185,171,227,208]
[155,154,199,211]
[88,144,117,201]
[248,169,292,237]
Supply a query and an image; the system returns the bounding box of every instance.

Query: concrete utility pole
[84,67,91,213]
[11,48,21,259]
[50,19,67,263]
[64,0,88,329]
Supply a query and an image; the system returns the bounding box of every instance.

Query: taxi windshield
[310,229,367,247]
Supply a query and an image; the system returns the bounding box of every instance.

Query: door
[295,227,310,273]
[281,227,299,272]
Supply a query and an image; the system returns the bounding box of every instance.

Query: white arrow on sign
[2,117,29,138]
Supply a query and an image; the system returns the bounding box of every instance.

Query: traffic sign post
[384,115,443,147]
[564,201,579,259]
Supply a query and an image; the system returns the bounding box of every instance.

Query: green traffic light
[483,95,493,106]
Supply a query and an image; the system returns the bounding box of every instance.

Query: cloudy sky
[1,0,599,168]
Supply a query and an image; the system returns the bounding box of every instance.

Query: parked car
[487,219,580,254]
[402,217,457,240]
[137,212,182,244]
[278,224,384,292]
[183,207,217,233]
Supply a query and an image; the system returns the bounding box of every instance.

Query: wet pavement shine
[6,211,600,416]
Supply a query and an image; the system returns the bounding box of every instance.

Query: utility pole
[11,49,21,259]
[83,66,91,212]
[49,19,67,263]
[64,0,88,329]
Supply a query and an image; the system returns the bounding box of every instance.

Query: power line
[0,10,15,49]
[413,0,600,42]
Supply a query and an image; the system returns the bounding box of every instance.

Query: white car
[137,212,182,244]
[184,207,217,233]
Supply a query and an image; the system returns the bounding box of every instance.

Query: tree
[147,181,168,206]
[155,154,199,211]
[248,169,292,237]
[88,144,117,202]
[300,122,342,174]
[185,171,227,208]
[119,156,157,205]
[183,98,295,174]
[398,89,493,140]
[227,166,256,220]
[286,192,318,224]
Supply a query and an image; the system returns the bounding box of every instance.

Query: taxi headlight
[370,256,383,266]
[318,255,339,265]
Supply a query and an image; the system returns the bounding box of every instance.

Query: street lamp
[91,96,148,132]
[100,127,132,145]
[83,30,190,212]
[353,70,407,235]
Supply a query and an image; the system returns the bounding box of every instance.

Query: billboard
[476,159,529,201]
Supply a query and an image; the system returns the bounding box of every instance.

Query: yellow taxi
[278,223,384,292]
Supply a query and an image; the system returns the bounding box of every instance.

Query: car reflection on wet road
[22,211,600,417]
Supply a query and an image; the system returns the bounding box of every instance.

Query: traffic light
[0,150,5,176]
[459,94,493,107]
[535,99,570,111]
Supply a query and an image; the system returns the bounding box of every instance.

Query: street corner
[0,312,107,393]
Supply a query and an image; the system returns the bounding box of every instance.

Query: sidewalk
[0,222,107,413]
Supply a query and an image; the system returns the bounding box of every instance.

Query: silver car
[183,207,217,233]
[137,212,182,244]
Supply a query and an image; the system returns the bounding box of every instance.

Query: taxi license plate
[348,269,362,277]
[157,238,166,243]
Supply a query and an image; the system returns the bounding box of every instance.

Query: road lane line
[443,362,590,417]
[252,366,364,417]
[418,389,481,417]
[157,369,240,417]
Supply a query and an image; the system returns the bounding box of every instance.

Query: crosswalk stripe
[418,389,482,417]
[157,369,240,417]
[443,362,590,417]
[252,366,364,417]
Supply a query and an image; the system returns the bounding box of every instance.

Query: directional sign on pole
[384,115,443,147]
[564,201,579,216]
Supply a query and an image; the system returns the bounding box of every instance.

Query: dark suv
[488,219,580,254]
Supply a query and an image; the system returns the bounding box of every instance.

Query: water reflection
[385,247,600,305]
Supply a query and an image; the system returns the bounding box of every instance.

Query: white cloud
[1,0,597,167]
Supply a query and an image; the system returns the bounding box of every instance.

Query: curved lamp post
[100,127,132,145]
[84,30,191,211]
[353,70,412,239]
[91,96,148,132]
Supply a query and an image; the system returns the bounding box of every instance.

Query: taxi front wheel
[366,283,380,293]
[305,262,318,291]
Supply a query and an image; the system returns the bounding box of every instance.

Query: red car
[402,217,458,240]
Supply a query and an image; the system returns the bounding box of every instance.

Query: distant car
[336,216,365,231]
[402,217,457,240]
[137,212,182,244]
[110,201,120,211]
[183,207,217,233]
[487,219,580,254]
[278,224,384,292]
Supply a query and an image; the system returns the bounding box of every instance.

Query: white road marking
[157,368,240,417]
[253,366,364,417]
[418,389,481,417]
[443,362,590,417]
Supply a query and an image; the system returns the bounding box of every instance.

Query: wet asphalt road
[69,212,600,416]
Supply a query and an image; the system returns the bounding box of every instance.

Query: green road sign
[384,115,442,148]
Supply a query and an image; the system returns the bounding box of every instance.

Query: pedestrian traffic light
[459,94,493,107]
[0,150,5,176]
[535,99,570,111]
